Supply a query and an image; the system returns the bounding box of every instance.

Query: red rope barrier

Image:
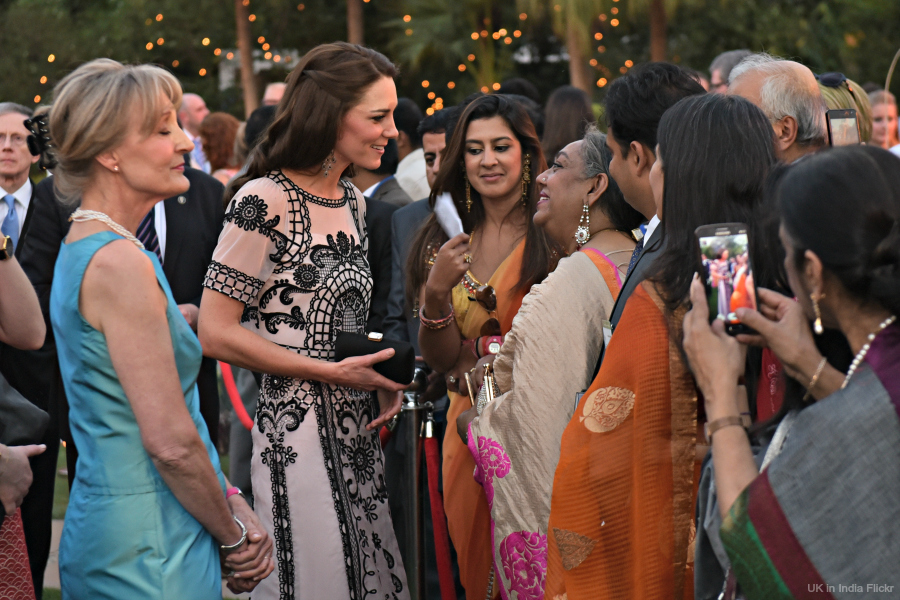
[379,426,392,448]
[219,361,253,431]
[425,435,456,600]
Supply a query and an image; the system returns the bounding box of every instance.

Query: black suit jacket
[0,168,226,443]
[364,196,399,332]
[382,198,432,354]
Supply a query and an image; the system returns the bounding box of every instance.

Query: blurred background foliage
[0,0,897,115]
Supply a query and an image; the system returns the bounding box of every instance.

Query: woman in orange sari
[543,94,777,600]
[407,94,554,598]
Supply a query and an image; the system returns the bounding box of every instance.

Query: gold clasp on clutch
[367,332,384,342]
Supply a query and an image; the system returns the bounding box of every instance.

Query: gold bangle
[802,357,828,402]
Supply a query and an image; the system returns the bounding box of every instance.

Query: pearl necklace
[69,209,145,250]
[841,314,897,389]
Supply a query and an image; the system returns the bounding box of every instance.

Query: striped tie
[136,207,162,263]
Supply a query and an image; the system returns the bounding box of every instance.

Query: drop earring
[521,153,531,205]
[465,178,473,213]
[322,150,336,177]
[574,201,590,249]
[812,293,825,334]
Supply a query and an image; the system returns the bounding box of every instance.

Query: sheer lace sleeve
[203,177,288,305]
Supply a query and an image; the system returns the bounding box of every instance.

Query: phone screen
[699,231,756,327]
[828,113,861,146]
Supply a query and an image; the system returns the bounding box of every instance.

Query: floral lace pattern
[499,531,548,600]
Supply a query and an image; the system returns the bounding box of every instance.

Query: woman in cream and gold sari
[407,94,554,599]
[455,127,643,600]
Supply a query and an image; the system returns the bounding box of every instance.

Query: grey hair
[0,102,33,119]
[729,52,827,147]
[709,49,751,80]
[581,125,613,180]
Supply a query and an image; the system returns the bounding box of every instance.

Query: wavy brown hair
[199,112,240,172]
[405,94,555,309]
[226,42,398,198]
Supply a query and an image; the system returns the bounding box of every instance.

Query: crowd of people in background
[0,39,898,600]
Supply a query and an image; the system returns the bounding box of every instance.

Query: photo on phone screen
[696,223,756,335]
[826,109,861,147]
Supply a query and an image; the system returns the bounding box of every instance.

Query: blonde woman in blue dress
[46,59,273,598]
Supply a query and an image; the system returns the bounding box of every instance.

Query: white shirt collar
[4,179,32,210]
[644,214,661,242]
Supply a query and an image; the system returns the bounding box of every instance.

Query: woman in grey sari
[683,145,900,599]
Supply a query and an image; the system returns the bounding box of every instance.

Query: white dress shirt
[154,200,168,262]
[0,179,32,239]
[644,214,661,242]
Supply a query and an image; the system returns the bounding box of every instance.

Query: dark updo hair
[649,93,777,313]
[777,145,900,316]
[227,42,398,198]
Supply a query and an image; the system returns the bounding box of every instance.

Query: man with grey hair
[709,49,751,93]
[728,52,828,163]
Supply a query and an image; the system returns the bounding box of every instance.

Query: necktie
[1,195,18,252]
[625,236,644,279]
[136,207,162,263]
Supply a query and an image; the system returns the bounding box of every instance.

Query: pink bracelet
[226,487,243,500]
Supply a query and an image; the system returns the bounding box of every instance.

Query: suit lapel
[16,179,37,259]
[162,195,184,280]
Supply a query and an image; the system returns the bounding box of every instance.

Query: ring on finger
[463,253,472,263]
[448,375,456,384]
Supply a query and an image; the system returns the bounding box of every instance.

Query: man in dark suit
[601,64,706,337]
[382,109,452,351]
[0,165,225,595]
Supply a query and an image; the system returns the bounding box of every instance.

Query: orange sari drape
[543,282,698,600]
[444,239,528,600]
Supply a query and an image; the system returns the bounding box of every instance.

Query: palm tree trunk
[649,0,667,62]
[347,0,364,45]
[235,0,258,117]
[566,17,590,93]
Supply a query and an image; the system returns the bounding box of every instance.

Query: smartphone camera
[695,223,757,336]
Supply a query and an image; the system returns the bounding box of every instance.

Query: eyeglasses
[0,133,27,147]
[473,285,501,336]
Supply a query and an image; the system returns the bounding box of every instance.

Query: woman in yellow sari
[543,94,777,600]
[407,94,554,598]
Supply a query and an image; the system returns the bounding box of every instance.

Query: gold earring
[574,202,590,249]
[465,179,473,212]
[521,154,531,205]
[812,293,824,334]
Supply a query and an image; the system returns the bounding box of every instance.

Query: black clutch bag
[334,332,415,385]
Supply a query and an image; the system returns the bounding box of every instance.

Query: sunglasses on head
[816,72,849,89]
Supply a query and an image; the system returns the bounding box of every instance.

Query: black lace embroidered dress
[204,171,408,600]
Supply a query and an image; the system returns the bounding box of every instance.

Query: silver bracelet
[220,515,247,553]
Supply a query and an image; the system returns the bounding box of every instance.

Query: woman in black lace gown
[199,43,409,600]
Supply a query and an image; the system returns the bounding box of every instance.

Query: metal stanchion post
[398,368,428,600]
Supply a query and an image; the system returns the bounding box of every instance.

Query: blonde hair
[818,78,873,143]
[48,58,183,204]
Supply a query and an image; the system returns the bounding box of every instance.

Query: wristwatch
[704,414,752,444]
[0,236,13,261]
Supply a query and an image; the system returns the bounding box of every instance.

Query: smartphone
[695,223,757,335]
[826,109,861,147]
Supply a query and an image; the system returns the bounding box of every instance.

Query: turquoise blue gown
[51,232,226,599]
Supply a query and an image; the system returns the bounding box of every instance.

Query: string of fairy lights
[31,0,635,109]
